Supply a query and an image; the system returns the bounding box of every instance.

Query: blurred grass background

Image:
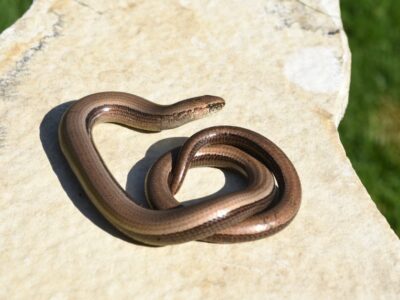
[339,0,400,236]
[0,0,32,31]
[0,0,398,235]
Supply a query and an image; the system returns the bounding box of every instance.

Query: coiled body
[58,92,301,245]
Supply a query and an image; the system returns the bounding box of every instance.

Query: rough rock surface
[0,0,399,299]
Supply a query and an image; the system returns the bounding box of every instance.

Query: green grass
[339,0,400,235]
[0,1,399,235]
[0,0,32,32]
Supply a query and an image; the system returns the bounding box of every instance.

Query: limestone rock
[0,0,399,298]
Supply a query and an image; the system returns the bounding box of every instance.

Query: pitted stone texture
[0,0,399,299]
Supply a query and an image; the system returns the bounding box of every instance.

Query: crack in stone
[295,0,337,18]
[73,0,103,15]
[327,29,340,35]
[0,126,6,151]
[264,0,341,35]
[0,11,64,101]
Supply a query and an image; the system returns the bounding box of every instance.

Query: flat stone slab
[1,0,399,298]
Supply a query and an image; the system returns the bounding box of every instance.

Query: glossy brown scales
[58,92,301,246]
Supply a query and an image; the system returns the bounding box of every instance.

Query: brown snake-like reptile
[58,92,301,245]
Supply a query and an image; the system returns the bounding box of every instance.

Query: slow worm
[59,92,301,245]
